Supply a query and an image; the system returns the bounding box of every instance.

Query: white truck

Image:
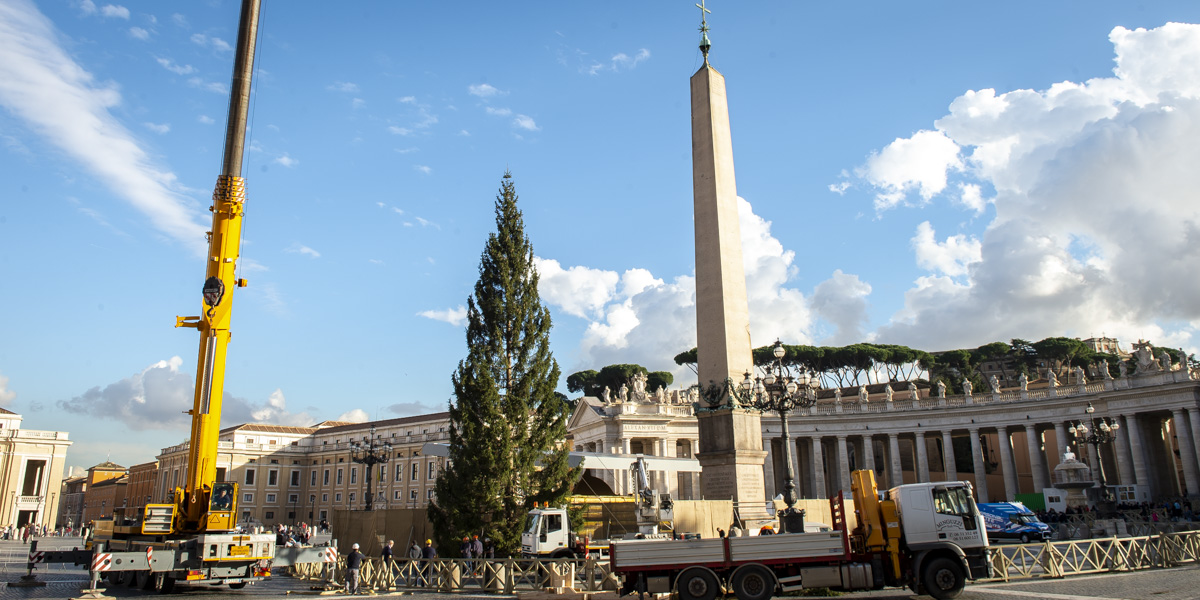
[523,456,674,558]
[610,470,992,600]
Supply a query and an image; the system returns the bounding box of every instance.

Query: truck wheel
[229,582,248,589]
[731,565,775,600]
[676,567,720,600]
[137,571,153,590]
[1019,533,1031,544]
[157,575,175,594]
[922,557,965,600]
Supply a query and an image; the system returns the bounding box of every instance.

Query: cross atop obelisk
[688,3,767,516]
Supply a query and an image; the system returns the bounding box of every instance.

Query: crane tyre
[730,564,775,600]
[922,557,965,600]
[676,567,720,600]
[137,571,153,590]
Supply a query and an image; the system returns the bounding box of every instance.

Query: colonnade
[768,404,1200,503]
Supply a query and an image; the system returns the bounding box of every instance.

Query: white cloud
[468,83,502,97]
[534,258,620,318]
[910,221,981,277]
[79,0,96,15]
[198,114,214,124]
[335,409,369,423]
[55,358,318,430]
[860,22,1200,352]
[513,114,539,131]
[285,242,319,258]
[860,129,962,211]
[190,33,231,53]
[100,4,129,19]
[388,126,411,136]
[327,81,358,93]
[809,270,873,345]
[273,154,298,168]
[828,181,850,195]
[398,95,415,104]
[187,76,227,94]
[171,13,186,27]
[143,121,169,134]
[610,48,650,70]
[351,98,365,109]
[128,26,148,40]
[0,373,15,403]
[156,57,193,75]
[0,1,206,252]
[485,107,511,117]
[418,306,467,326]
[414,165,431,175]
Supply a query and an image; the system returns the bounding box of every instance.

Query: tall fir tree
[428,172,579,557]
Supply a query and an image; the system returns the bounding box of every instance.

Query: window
[266,493,276,503]
[267,470,279,486]
[336,469,344,485]
[395,465,403,482]
[243,493,253,503]
[241,510,251,521]
[410,490,417,501]
[394,491,401,500]
[245,469,256,485]
[350,467,357,484]
[311,471,317,486]
[265,511,274,519]
[349,493,356,504]
[428,462,436,480]
[543,512,563,534]
[309,494,316,503]
[335,493,342,502]
[247,438,255,444]
[322,493,328,501]
[290,470,300,487]
[411,463,418,481]
[379,465,386,480]
[427,490,434,499]
[323,469,330,485]
[288,494,299,503]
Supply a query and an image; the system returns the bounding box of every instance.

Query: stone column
[969,427,989,502]
[863,435,876,478]
[1189,409,1200,486]
[1172,409,1200,496]
[1024,424,1047,493]
[1114,417,1135,486]
[915,431,930,482]
[1126,413,1151,490]
[810,437,826,500]
[1053,422,1067,466]
[621,438,631,455]
[762,437,776,501]
[996,426,1018,501]
[941,430,957,480]
[888,433,903,488]
[836,435,850,494]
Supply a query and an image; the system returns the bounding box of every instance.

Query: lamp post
[731,339,819,533]
[350,427,393,512]
[1068,401,1120,515]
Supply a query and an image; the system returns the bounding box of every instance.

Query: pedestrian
[460,536,473,575]
[483,536,495,559]
[407,540,423,586]
[471,535,484,575]
[345,542,365,595]
[421,539,437,582]
[380,540,395,589]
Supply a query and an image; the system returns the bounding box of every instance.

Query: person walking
[421,539,438,583]
[380,540,395,590]
[471,535,484,575]
[407,540,423,586]
[483,536,495,559]
[345,543,365,595]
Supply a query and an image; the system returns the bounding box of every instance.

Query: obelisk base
[696,408,771,527]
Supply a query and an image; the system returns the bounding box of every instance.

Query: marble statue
[1119,360,1128,378]
[1047,370,1058,387]
[834,387,843,403]
[1161,350,1174,372]
[602,386,611,403]
[885,384,894,402]
[1018,372,1028,391]
[618,383,628,403]
[1099,360,1112,380]
[908,381,919,400]
[989,375,1000,394]
[937,380,946,398]
[1074,365,1087,385]
[858,385,869,403]
[1135,344,1160,373]
[1180,351,1190,373]
[687,387,699,404]
[656,386,666,402]
[962,378,972,396]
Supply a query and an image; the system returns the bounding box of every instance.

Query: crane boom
[174,0,261,535]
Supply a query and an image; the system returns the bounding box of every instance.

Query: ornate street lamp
[1068,401,1120,514]
[731,339,819,533]
[350,427,393,511]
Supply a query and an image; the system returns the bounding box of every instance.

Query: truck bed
[612,531,848,572]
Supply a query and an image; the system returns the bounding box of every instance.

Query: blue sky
[3,1,1200,471]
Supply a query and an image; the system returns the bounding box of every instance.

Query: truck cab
[886,480,992,596]
[521,507,573,558]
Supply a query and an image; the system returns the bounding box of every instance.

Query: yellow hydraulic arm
[851,469,902,580]
[173,0,261,536]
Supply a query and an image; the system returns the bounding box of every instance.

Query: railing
[988,529,1200,582]
[290,556,616,593]
[0,430,68,441]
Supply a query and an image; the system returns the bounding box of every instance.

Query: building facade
[155,415,451,527]
[79,462,127,524]
[0,408,72,529]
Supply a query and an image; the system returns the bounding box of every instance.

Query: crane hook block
[237,278,248,288]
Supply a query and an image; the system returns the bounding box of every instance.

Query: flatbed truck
[609,470,991,600]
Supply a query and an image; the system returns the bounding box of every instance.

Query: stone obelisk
[690,5,766,515]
